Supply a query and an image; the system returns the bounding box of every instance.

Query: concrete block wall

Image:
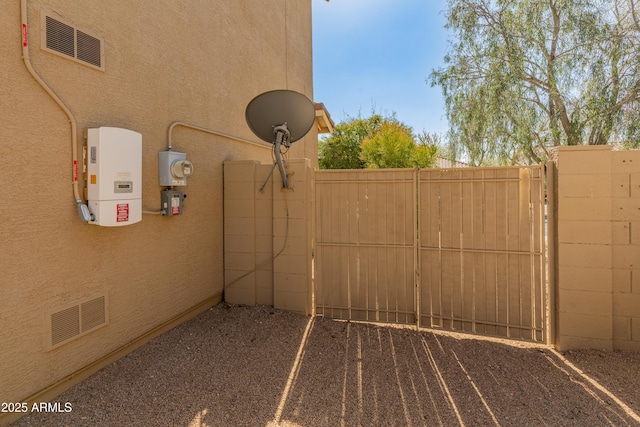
[223,159,313,315]
[223,161,260,306]
[610,150,640,351]
[272,159,314,315]
[557,146,640,351]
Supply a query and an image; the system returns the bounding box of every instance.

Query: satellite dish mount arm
[273,123,291,188]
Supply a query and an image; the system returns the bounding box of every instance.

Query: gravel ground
[12,303,640,427]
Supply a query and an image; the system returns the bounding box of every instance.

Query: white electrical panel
[87,127,142,226]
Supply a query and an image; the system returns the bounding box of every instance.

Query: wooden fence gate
[314,165,550,343]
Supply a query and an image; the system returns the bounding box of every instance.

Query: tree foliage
[318,113,439,169]
[318,114,381,169]
[431,0,640,165]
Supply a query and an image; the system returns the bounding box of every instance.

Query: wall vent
[47,294,108,350]
[41,11,105,71]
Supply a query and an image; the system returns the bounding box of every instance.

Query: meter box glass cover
[87,127,142,226]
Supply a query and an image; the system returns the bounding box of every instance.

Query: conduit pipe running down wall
[20,0,89,221]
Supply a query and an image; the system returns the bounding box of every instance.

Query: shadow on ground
[12,304,640,427]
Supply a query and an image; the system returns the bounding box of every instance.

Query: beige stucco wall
[557,146,640,351]
[0,0,315,420]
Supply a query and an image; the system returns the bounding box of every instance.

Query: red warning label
[22,24,28,47]
[116,203,129,222]
[171,195,180,215]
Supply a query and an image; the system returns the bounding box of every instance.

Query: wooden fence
[315,166,549,343]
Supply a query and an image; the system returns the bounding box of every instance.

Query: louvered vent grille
[51,305,80,346]
[48,294,108,349]
[77,30,102,68]
[81,295,106,331]
[41,12,104,71]
[45,16,74,57]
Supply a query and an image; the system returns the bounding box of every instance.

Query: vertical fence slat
[473,169,486,334]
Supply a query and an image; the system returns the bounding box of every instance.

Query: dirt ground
[12,304,640,426]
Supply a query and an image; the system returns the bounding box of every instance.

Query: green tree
[319,113,439,169]
[431,0,640,165]
[318,114,383,169]
[360,122,415,168]
[415,132,442,168]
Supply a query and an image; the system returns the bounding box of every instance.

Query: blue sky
[312,0,450,136]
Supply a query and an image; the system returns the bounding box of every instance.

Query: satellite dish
[245,90,315,144]
[245,90,315,188]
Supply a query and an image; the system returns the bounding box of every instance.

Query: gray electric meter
[158,150,194,186]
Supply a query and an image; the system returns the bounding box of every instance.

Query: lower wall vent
[81,295,106,331]
[51,305,80,346]
[47,294,108,350]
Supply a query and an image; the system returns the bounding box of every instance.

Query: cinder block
[273,185,307,201]
[559,267,611,292]
[559,243,611,269]
[273,200,308,219]
[224,286,256,306]
[224,252,255,271]
[224,218,255,236]
[256,262,273,274]
[223,199,255,219]
[613,316,631,340]
[224,161,258,182]
[612,174,631,198]
[273,218,307,238]
[273,235,309,256]
[559,174,611,198]
[274,290,308,314]
[612,222,631,245]
[559,312,613,340]
[613,339,640,351]
[630,174,640,198]
[612,199,640,221]
[256,287,273,306]
[255,251,273,269]
[613,269,632,293]
[224,235,255,254]
[558,221,611,244]
[630,222,640,245]
[612,151,640,173]
[556,335,612,351]
[255,235,273,254]
[255,200,273,218]
[559,289,612,316]
[274,255,309,275]
[255,163,275,179]
[273,272,309,294]
[224,270,255,289]
[633,317,640,341]
[255,217,272,236]
[558,146,611,175]
[613,293,640,317]
[255,269,273,286]
[632,271,640,293]
[286,158,312,172]
[285,170,308,188]
[612,245,640,269]
[224,181,255,200]
[558,197,611,221]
